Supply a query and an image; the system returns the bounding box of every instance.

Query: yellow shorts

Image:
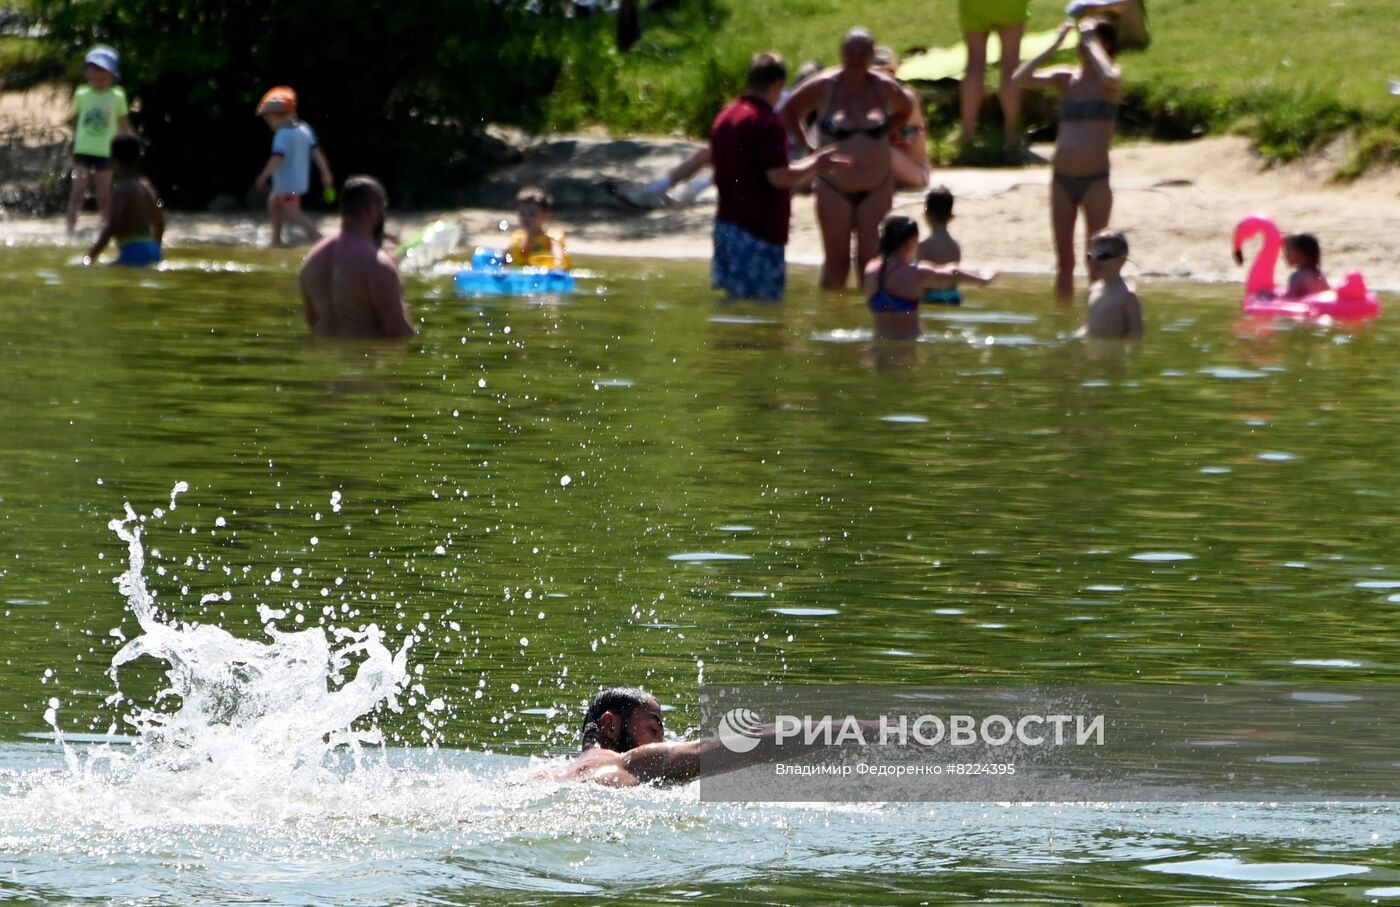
[959,0,1030,33]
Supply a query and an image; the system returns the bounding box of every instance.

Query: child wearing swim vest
[509,187,571,268]
[864,214,994,340]
[253,86,336,246]
[66,46,132,237]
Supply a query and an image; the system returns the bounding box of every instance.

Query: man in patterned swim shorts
[957,0,1032,155]
[710,52,850,301]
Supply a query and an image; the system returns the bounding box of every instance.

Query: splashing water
[52,494,414,783]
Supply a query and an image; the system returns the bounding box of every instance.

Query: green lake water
[0,245,1397,904]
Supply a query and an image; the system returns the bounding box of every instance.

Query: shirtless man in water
[298,175,416,339]
[543,687,884,786]
[84,134,163,267]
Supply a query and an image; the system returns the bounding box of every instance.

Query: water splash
[54,494,414,781]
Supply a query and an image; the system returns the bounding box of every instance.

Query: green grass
[549,0,1400,174]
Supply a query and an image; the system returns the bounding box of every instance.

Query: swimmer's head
[1079,19,1118,59]
[1284,233,1321,269]
[878,214,920,260]
[746,52,788,96]
[516,186,554,232]
[341,175,388,244]
[841,28,875,70]
[1087,230,1128,276]
[580,687,663,753]
[110,133,142,171]
[924,186,954,225]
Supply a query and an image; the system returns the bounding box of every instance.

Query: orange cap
[256,86,297,115]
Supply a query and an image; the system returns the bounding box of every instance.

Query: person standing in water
[66,45,131,237]
[1080,230,1142,339]
[84,134,163,267]
[710,52,851,301]
[298,176,415,340]
[780,29,914,289]
[1012,19,1121,299]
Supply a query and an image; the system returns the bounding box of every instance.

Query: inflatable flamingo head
[1233,214,1281,297]
[1336,271,1368,301]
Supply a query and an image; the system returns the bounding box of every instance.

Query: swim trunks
[115,238,161,267]
[959,0,1030,33]
[712,220,785,301]
[923,286,962,306]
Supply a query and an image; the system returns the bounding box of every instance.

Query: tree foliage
[33,0,574,207]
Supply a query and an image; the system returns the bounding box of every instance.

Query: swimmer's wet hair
[110,133,142,168]
[580,687,655,751]
[340,175,387,217]
[1284,233,1321,268]
[879,214,919,258]
[747,52,788,92]
[924,186,954,223]
[1091,230,1129,258]
[515,186,553,211]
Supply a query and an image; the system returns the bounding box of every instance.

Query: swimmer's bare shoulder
[536,748,643,787]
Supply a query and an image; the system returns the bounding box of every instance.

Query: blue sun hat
[83,45,120,79]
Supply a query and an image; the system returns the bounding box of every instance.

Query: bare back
[299,233,415,339]
[109,175,162,244]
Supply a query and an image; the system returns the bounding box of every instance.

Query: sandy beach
[2,92,1397,291]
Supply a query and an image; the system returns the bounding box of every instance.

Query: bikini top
[819,76,893,141]
[869,259,919,311]
[1059,97,1119,122]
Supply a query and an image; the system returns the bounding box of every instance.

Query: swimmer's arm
[917,263,994,286]
[1078,21,1122,85]
[780,78,825,152]
[767,146,850,189]
[85,189,125,263]
[310,147,333,192]
[622,720,887,785]
[1011,22,1076,89]
[253,154,284,189]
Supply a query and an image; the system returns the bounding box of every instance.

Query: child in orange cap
[252,86,335,245]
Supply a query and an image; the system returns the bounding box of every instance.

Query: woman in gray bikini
[781,28,913,289]
[1012,19,1121,299]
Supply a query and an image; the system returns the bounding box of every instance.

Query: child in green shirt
[66,46,132,237]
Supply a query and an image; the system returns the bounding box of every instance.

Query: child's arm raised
[1011,22,1076,90]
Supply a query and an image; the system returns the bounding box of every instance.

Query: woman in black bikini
[1012,20,1121,299]
[781,29,914,289]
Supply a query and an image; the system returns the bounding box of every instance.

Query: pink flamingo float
[1232,215,1380,321]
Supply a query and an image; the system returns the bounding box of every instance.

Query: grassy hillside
[547,0,1400,174]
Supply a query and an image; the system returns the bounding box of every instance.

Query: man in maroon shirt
[711,53,850,301]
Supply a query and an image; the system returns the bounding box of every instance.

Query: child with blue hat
[66,45,132,237]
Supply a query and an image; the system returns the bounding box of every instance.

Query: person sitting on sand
[299,176,415,340]
[872,46,931,190]
[780,29,915,289]
[917,185,976,306]
[1283,233,1329,298]
[541,687,882,786]
[508,187,571,268]
[84,134,163,267]
[865,214,994,340]
[1012,20,1122,300]
[1079,230,1142,339]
